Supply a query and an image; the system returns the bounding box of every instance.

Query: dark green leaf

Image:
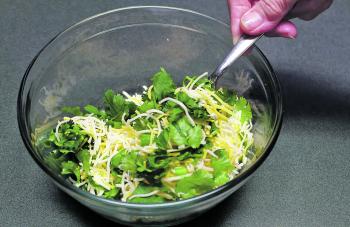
[61,106,82,116]
[84,105,100,115]
[43,152,67,173]
[155,130,170,150]
[169,125,187,146]
[233,97,252,123]
[167,107,183,122]
[59,149,73,154]
[76,149,90,173]
[151,68,175,100]
[177,92,198,109]
[61,161,80,181]
[138,101,158,113]
[111,150,138,174]
[103,89,134,120]
[103,188,120,199]
[211,150,234,178]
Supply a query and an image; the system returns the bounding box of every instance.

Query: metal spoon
[209,34,263,85]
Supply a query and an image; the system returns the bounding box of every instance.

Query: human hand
[227,0,334,43]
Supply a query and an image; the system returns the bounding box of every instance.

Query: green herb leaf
[155,130,170,150]
[211,150,234,176]
[233,97,252,124]
[211,149,234,187]
[176,117,192,134]
[103,89,136,120]
[111,150,138,174]
[138,100,158,113]
[169,125,187,146]
[61,106,82,116]
[128,185,165,204]
[84,105,101,115]
[175,170,214,199]
[103,188,120,199]
[151,68,175,100]
[172,166,188,176]
[167,107,183,123]
[76,149,90,173]
[61,161,80,181]
[187,126,203,148]
[140,133,151,146]
[214,172,230,187]
[177,92,199,109]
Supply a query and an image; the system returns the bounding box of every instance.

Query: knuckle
[260,0,289,19]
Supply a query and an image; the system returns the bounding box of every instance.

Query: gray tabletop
[1,0,349,226]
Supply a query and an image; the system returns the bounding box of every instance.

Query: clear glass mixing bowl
[17,6,283,226]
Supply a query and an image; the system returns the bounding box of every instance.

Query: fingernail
[287,33,297,39]
[241,11,263,30]
[233,36,239,45]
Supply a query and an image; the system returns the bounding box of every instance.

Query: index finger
[227,0,252,44]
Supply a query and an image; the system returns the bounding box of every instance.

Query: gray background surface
[1,0,349,226]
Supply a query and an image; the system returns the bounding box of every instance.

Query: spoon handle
[209,34,263,83]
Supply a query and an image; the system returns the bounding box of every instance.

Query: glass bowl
[17,6,283,226]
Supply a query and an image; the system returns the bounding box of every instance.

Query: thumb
[240,0,297,35]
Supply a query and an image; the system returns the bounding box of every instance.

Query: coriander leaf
[147,155,170,170]
[233,97,252,124]
[187,125,203,148]
[176,92,199,109]
[84,105,101,115]
[110,150,124,168]
[43,152,68,173]
[138,101,158,113]
[151,68,175,100]
[111,121,122,129]
[140,133,151,146]
[175,170,214,199]
[59,149,73,154]
[167,107,183,123]
[61,161,80,181]
[176,151,193,161]
[191,76,213,90]
[211,149,233,187]
[128,185,165,204]
[214,172,230,187]
[169,125,187,146]
[103,188,120,199]
[103,89,133,120]
[176,117,192,135]
[76,149,90,173]
[172,166,188,176]
[62,140,75,149]
[111,150,138,174]
[61,106,82,116]
[192,108,209,120]
[88,177,107,192]
[155,130,170,150]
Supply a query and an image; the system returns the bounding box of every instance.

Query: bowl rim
[17,5,284,208]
